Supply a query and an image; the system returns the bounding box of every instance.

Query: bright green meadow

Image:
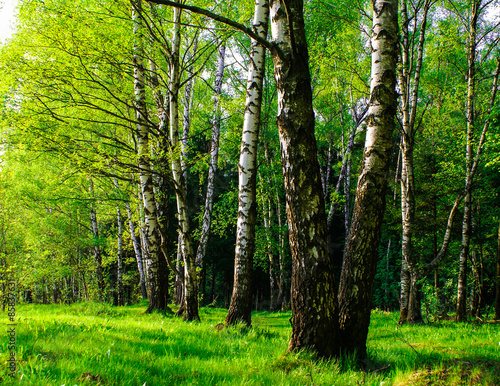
[1,302,499,385]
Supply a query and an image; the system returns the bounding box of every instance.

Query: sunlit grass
[0,303,499,385]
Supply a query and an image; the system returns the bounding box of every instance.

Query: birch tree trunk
[116,204,125,306]
[226,0,268,326]
[269,0,337,357]
[495,220,500,320]
[126,202,147,299]
[337,0,399,358]
[89,181,104,301]
[168,5,200,321]
[397,0,432,324]
[196,43,226,269]
[132,0,168,313]
[456,0,480,322]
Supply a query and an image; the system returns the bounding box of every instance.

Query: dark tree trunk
[337,0,399,358]
[269,0,337,357]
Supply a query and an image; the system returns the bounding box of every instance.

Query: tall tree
[89,180,105,301]
[338,0,399,358]
[167,4,200,321]
[196,42,226,270]
[268,0,337,356]
[397,0,434,324]
[496,219,500,320]
[132,0,169,312]
[226,0,269,326]
[456,0,480,322]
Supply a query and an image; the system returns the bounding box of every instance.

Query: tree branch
[147,0,275,52]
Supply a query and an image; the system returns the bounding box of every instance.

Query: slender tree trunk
[175,236,184,306]
[495,220,500,320]
[456,0,480,322]
[116,205,125,306]
[275,172,286,310]
[337,0,399,358]
[263,191,280,311]
[196,43,226,269]
[126,203,147,299]
[132,0,168,313]
[384,239,391,310]
[269,0,337,357]
[398,0,432,324]
[226,0,269,326]
[399,253,410,323]
[89,187,104,301]
[168,5,199,321]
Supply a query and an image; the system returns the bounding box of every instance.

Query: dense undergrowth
[0,302,499,385]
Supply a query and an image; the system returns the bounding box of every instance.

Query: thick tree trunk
[168,6,199,321]
[196,43,226,269]
[226,0,268,326]
[132,0,168,313]
[269,0,337,357]
[337,0,398,358]
[456,0,479,322]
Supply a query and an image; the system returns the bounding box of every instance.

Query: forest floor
[0,302,499,385]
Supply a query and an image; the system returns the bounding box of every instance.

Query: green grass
[1,303,499,385]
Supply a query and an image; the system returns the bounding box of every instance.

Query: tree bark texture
[397,0,432,324]
[495,220,500,320]
[126,202,148,299]
[89,185,104,301]
[196,43,226,269]
[226,0,269,326]
[116,205,125,306]
[132,0,168,313]
[337,0,398,358]
[456,0,479,322]
[168,5,200,321]
[270,0,337,357]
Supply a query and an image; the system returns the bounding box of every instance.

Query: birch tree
[269,0,338,356]
[126,202,147,299]
[226,0,269,326]
[196,43,226,270]
[89,180,104,301]
[397,0,434,324]
[116,204,125,306]
[148,0,338,356]
[496,220,500,320]
[132,0,169,312]
[456,0,480,322]
[337,0,399,358]
[168,5,200,321]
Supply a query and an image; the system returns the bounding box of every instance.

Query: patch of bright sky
[0,0,19,43]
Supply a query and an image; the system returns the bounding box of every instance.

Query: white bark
[196,43,226,268]
[126,202,147,299]
[132,0,162,312]
[168,5,199,321]
[226,0,269,326]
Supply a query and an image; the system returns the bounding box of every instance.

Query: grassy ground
[0,302,499,385]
